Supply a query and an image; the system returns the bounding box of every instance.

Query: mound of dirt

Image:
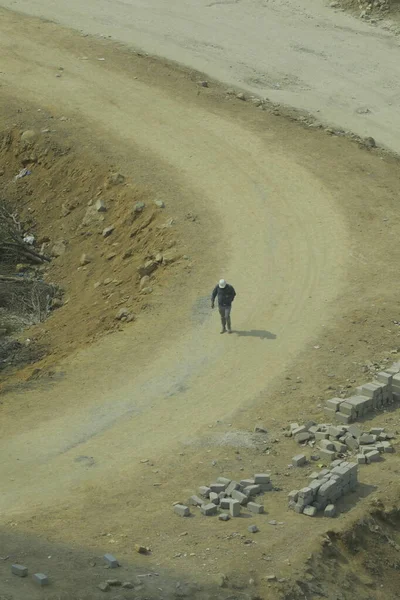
[0,123,185,378]
[332,0,400,21]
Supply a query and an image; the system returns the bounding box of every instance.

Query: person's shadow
[233,330,276,340]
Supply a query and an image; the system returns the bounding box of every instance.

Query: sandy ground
[1,6,400,600]
[2,0,400,153]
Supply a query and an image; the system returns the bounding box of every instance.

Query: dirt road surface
[1,5,400,599]
[2,0,400,152]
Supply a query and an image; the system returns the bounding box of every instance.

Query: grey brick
[33,573,49,586]
[240,479,255,487]
[292,426,307,436]
[231,490,248,505]
[319,448,336,462]
[229,499,241,517]
[259,482,273,492]
[225,480,241,496]
[345,436,359,451]
[333,441,347,453]
[339,402,355,416]
[288,490,299,502]
[315,431,329,441]
[359,382,382,399]
[104,554,119,568]
[328,426,343,438]
[254,473,270,484]
[247,502,264,514]
[220,498,231,509]
[303,505,317,517]
[324,407,337,419]
[377,372,393,385]
[217,477,231,487]
[318,468,331,479]
[295,432,313,443]
[243,484,261,497]
[365,450,381,463]
[189,495,204,506]
[335,412,352,425]
[348,424,362,439]
[219,513,230,521]
[304,420,317,430]
[324,504,336,517]
[309,471,319,480]
[356,454,366,464]
[381,441,394,453]
[294,503,304,514]
[292,454,307,467]
[174,504,190,517]
[308,479,323,493]
[210,483,226,494]
[210,492,220,505]
[325,398,343,411]
[359,433,377,445]
[318,439,335,451]
[199,486,211,498]
[290,422,300,432]
[298,486,313,499]
[370,427,385,435]
[11,564,28,578]
[219,491,227,499]
[201,503,218,516]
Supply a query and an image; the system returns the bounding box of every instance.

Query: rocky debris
[50,297,63,310]
[254,425,268,434]
[107,172,125,187]
[174,504,191,517]
[51,239,67,257]
[80,253,92,266]
[122,582,134,589]
[324,363,400,424]
[134,544,150,554]
[289,460,358,517]
[80,205,105,227]
[236,93,246,101]
[199,81,209,88]
[162,249,180,265]
[95,198,107,212]
[248,525,259,533]
[107,579,122,586]
[98,582,111,592]
[154,199,165,208]
[20,130,38,148]
[115,307,134,322]
[138,260,158,277]
[102,225,115,238]
[133,201,145,214]
[140,275,150,290]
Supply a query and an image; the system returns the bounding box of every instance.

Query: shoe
[227,329,232,334]
[220,329,226,334]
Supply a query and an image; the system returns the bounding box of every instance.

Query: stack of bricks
[324,363,400,424]
[288,460,358,517]
[174,474,273,519]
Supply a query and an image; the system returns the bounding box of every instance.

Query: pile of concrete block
[174,474,273,519]
[289,420,395,464]
[288,460,358,517]
[324,365,400,424]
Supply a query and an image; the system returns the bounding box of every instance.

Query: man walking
[211,279,236,334]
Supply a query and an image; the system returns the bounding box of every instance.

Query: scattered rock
[51,298,63,309]
[254,426,268,434]
[80,253,92,266]
[266,574,277,582]
[217,574,228,588]
[106,253,117,261]
[102,225,115,238]
[115,308,130,321]
[162,249,181,265]
[122,249,133,259]
[51,239,67,257]
[138,260,158,277]
[199,81,209,87]
[81,205,105,227]
[140,275,150,290]
[236,92,246,101]
[96,198,107,212]
[98,582,111,592]
[364,136,376,148]
[248,525,259,533]
[107,172,125,186]
[133,202,145,214]
[134,544,148,554]
[107,579,122,586]
[154,199,165,208]
[20,130,38,147]
[122,582,134,589]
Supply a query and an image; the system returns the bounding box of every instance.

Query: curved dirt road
[0,12,349,513]
[2,0,400,152]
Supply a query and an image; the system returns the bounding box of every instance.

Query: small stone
[133,201,145,214]
[107,579,122,586]
[237,92,246,100]
[115,307,130,321]
[303,506,317,517]
[154,199,165,208]
[134,544,147,554]
[266,575,277,581]
[200,81,209,87]
[248,525,259,533]
[21,130,38,147]
[51,239,67,257]
[174,504,190,517]
[108,172,125,186]
[122,582,134,589]
[217,573,228,588]
[324,504,336,518]
[219,513,230,521]
[102,225,115,238]
[254,425,268,433]
[33,573,49,586]
[96,198,107,212]
[80,253,92,266]
[364,136,376,148]
[98,582,111,592]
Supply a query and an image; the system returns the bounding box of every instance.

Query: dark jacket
[211,283,236,307]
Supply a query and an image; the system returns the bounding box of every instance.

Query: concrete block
[333,441,347,453]
[370,427,385,435]
[247,502,264,514]
[288,490,299,502]
[308,479,323,493]
[225,481,241,496]
[345,436,359,451]
[335,412,352,424]
[328,426,343,438]
[303,505,317,517]
[217,477,231,487]
[11,564,28,577]
[319,448,336,463]
[295,432,313,443]
[294,503,304,514]
[33,573,49,586]
[209,492,220,505]
[360,433,377,445]
[219,513,230,521]
[318,468,331,479]
[392,373,400,390]
[201,503,218,516]
[324,504,336,517]
[292,454,307,467]
[254,474,270,484]
[315,432,330,441]
[357,454,366,464]
[360,445,378,454]
[318,439,335,451]
[292,426,307,436]
[359,382,382,399]
[304,420,317,430]
[377,372,393,385]
[378,433,389,440]
[324,407,337,419]
[240,479,255,487]
[309,425,319,434]
[382,442,394,453]
[339,402,355,416]
[104,554,119,568]
[220,498,231,509]
[229,499,241,517]
[290,422,300,432]
[199,486,211,498]
[348,424,362,439]
[174,504,190,517]
[365,450,381,463]
[189,495,204,506]
[231,490,248,505]
[210,483,226,494]
[325,398,343,411]
[259,482,273,492]
[298,486,313,499]
[309,471,319,480]
[243,484,261,497]
[219,491,227,499]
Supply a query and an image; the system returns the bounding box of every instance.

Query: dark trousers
[219,305,232,330]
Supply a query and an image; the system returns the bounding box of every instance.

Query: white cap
[218,279,226,288]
